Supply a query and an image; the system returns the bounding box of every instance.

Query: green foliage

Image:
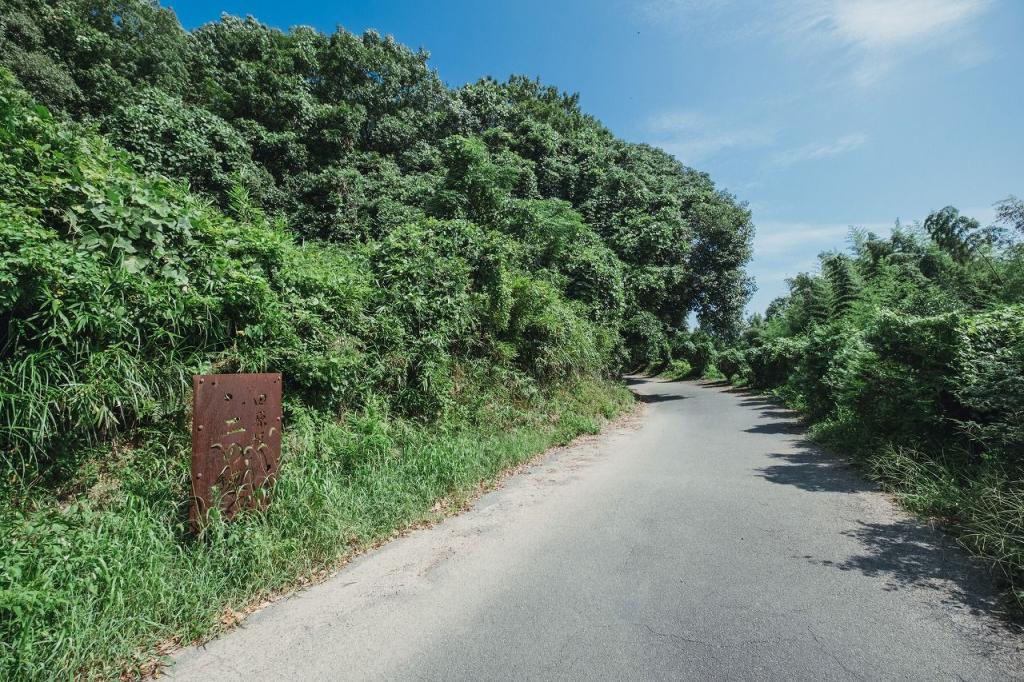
[430,135,516,223]
[715,347,746,382]
[0,0,753,337]
[995,196,1024,236]
[661,358,692,380]
[621,311,668,370]
[0,74,629,475]
[953,305,1024,464]
[820,253,859,318]
[743,336,806,390]
[0,78,246,475]
[506,275,609,380]
[728,204,1024,607]
[668,331,719,378]
[0,2,758,673]
[0,73,641,677]
[688,334,719,378]
[101,87,271,202]
[924,206,994,265]
[502,198,625,321]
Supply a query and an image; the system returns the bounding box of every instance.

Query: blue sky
[169,0,1024,314]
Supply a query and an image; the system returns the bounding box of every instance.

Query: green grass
[720,380,1024,613]
[808,416,1024,612]
[700,364,725,380]
[658,359,692,381]
[0,377,633,680]
[656,359,728,382]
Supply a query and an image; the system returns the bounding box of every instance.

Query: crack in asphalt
[806,625,866,681]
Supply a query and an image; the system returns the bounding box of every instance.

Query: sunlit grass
[0,377,632,679]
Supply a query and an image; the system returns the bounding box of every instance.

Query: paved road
[172,377,1022,680]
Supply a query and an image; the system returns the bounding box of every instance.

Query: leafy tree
[996,195,1024,236]
[924,205,993,264]
[821,252,859,318]
[0,1,755,350]
[101,87,270,201]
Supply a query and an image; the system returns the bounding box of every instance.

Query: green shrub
[507,275,606,380]
[688,335,718,377]
[102,88,272,203]
[789,322,851,420]
[621,311,668,370]
[662,358,692,380]
[744,336,806,390]
[701,363,725,380]
[715,348,746,381]
[852,311,960,440]
[668,331,717,377]
[952,305,1024,472]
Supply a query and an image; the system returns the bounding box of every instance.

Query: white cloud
[645,110,774,164]
[647,112,865,168]
[772,132,868,167]
[753,219,892,256]
[747,218,894,311]
[639,0,993,86]
[822,0,988,49]
[798,0,992,85]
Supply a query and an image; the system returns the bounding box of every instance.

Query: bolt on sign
[190,373,282,529]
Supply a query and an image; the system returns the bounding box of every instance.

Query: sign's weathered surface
[190,373,282,528]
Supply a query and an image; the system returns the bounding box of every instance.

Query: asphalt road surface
[172,377,1023,680]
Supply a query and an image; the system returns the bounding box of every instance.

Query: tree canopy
[0,0,755,349]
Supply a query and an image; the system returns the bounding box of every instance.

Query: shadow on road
[759,442,1021,628]
[745,420,804,435]
[730,384,1024,632]
[635,393,687,404]
[759,408,798,419]
[757,445,873,494]
[803,520,1018,626]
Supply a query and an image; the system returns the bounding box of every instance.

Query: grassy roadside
[1,377,633,680]
[811,417,1024,614]
[735,381,1024,615]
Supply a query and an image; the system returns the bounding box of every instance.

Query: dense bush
[715,347,746,381]
[0,4,758,675]
[744,336,806,390]
[621,311,668,370]
[0,69,643,677]
[952,305,1024,466]
[0,0,754,351]
[684,333,719,378]
[730,209,1024,605]
[0,71,628,479]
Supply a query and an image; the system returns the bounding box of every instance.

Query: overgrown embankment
[717,211,1024,610]
[0,4,757,676]
[0,72,636,678]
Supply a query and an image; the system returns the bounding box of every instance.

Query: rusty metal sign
[190,373,282,528]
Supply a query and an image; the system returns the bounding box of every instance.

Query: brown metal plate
[190,373,282,528]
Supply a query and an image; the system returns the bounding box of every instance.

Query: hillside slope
[0,3,756,677]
